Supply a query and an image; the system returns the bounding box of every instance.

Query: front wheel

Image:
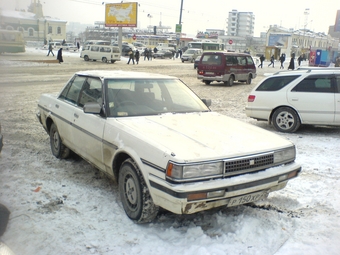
[272,107,301,133]
[102,57,107,63]
[118,158,159,223]
[228,76,234,86]
[50,123,70,159]
[84,55,89,61]
[246,74,252,84]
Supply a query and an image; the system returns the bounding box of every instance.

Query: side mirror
[201,99,211,107]
[83,102,101,114]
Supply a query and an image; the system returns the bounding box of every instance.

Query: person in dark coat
[135,49,140,64]
[279,53,286,69]
[297,55,303,66]
[57,48,63,63]
[77,42,80,51]
[258,55,265,68]
[143,48,149,60]
[288,54,295,70]
[127,49,135,64]
[46,43,54,56]
[268,55,275,67]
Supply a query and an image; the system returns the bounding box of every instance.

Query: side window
[78,78,102,107]
[292,76,333,93]
[336,76,340,93]
[59,76,86,104]
[226,56,237,65]
[256,75,300,91]
[91,46,99,52]
[112,47,120,53]
[237,56,246,66]
[246,56,254,65]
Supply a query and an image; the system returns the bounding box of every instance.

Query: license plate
[205,72,214,75]
[227,191,268,207]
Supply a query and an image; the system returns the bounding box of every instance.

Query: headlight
[166,161,223,182]
[274,146,296,164]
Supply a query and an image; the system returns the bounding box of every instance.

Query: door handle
[74,113,79,118]
[291,98,298,101]
[55,104,59,108]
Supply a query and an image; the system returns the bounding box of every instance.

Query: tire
[118,158,159,223]
[111,60,116,63]
[246,74,252,84]
[182,60,184,63]
[102,57,107,63]
[272,107,301,133]
[228,76,234,86]
[204,80,211,85]
[84,55,89,61]
[50,123,70,159]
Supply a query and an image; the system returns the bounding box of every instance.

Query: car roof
[272,68,340,76]
[76,70,178,80]
[202,51,251,56]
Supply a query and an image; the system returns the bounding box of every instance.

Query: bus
[187,41,224,51]
[0,30,25,53]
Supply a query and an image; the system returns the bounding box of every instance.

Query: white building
[227,10,255,37]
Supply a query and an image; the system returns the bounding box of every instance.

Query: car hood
[113,112,293,161]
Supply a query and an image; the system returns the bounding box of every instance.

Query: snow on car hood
[114,112,293,161]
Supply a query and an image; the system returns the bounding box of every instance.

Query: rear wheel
[228,76,234,86]
[204,80,211,85]
[118,158,159,223]
[84,55,89,61]
[102,57,107,63]
[50,123,70,159]
[111,60,116,63]
[246,74,252,84]
[272,107,301,133]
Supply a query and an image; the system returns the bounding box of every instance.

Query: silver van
[80,45,121,63]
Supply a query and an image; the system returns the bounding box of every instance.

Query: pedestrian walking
[57,48,63,63]
[258,55,265,68]
[144,48,149,60]
[288,54,295,70]
[279,53,286,69]
[127,49,135,64]
[46,43,54,56]
[77,42,80,51]
[148,48,153,61]
[297,55,303,66]
[172,50,176,60]
[268,55,275,67]
[135,49,140,64]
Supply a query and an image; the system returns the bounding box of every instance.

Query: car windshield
[105,78,210,117]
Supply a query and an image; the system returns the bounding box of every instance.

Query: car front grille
[224,153,274,176]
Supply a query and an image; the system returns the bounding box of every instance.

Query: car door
[288,75,335,124]
[56,75,87,150]
[335,75,340,123]
[72,77,106,170]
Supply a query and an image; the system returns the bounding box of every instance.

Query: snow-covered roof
[0,9,67,23]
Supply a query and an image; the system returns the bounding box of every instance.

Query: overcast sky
[1,0,339,37]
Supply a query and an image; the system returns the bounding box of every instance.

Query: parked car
[181,49,203,63]
[194,55,201,69]
[197,51,257,86]
[0,122,3,153]
[245,68,340,133]
[37,70,301,223]
[153,50,174,59]
[63,43,78,51]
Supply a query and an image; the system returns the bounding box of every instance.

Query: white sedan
[37,70,301,223]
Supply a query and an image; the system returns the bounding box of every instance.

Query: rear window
[201,54,222,65]
[256,75,300,91]
[292,75,334,93]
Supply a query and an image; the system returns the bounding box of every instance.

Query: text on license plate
[227,191,268,207]
[205,72,214,75]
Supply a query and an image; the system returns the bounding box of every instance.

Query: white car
[181,49,203,63]
[63,43,78,51]
[37,70,301,223]
[246,68,340,132]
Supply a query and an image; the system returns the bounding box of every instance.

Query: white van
[80,45,121,63]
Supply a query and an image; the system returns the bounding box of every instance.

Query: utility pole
[179,0,183,25]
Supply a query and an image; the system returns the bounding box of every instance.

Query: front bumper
[149,162,301,214]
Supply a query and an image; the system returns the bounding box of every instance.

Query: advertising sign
[105,2,138,27]
[268,34,290,47]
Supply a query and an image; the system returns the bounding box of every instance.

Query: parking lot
[0,49,339,255]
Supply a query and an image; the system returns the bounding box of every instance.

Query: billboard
[335,10,340,32]
[268,34,290,48]
[105,2,138,27]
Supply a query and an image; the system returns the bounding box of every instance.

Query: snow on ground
[0,47,339,255]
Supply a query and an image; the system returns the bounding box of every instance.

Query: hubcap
[276,111,294,130]
[125,176,137,206]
